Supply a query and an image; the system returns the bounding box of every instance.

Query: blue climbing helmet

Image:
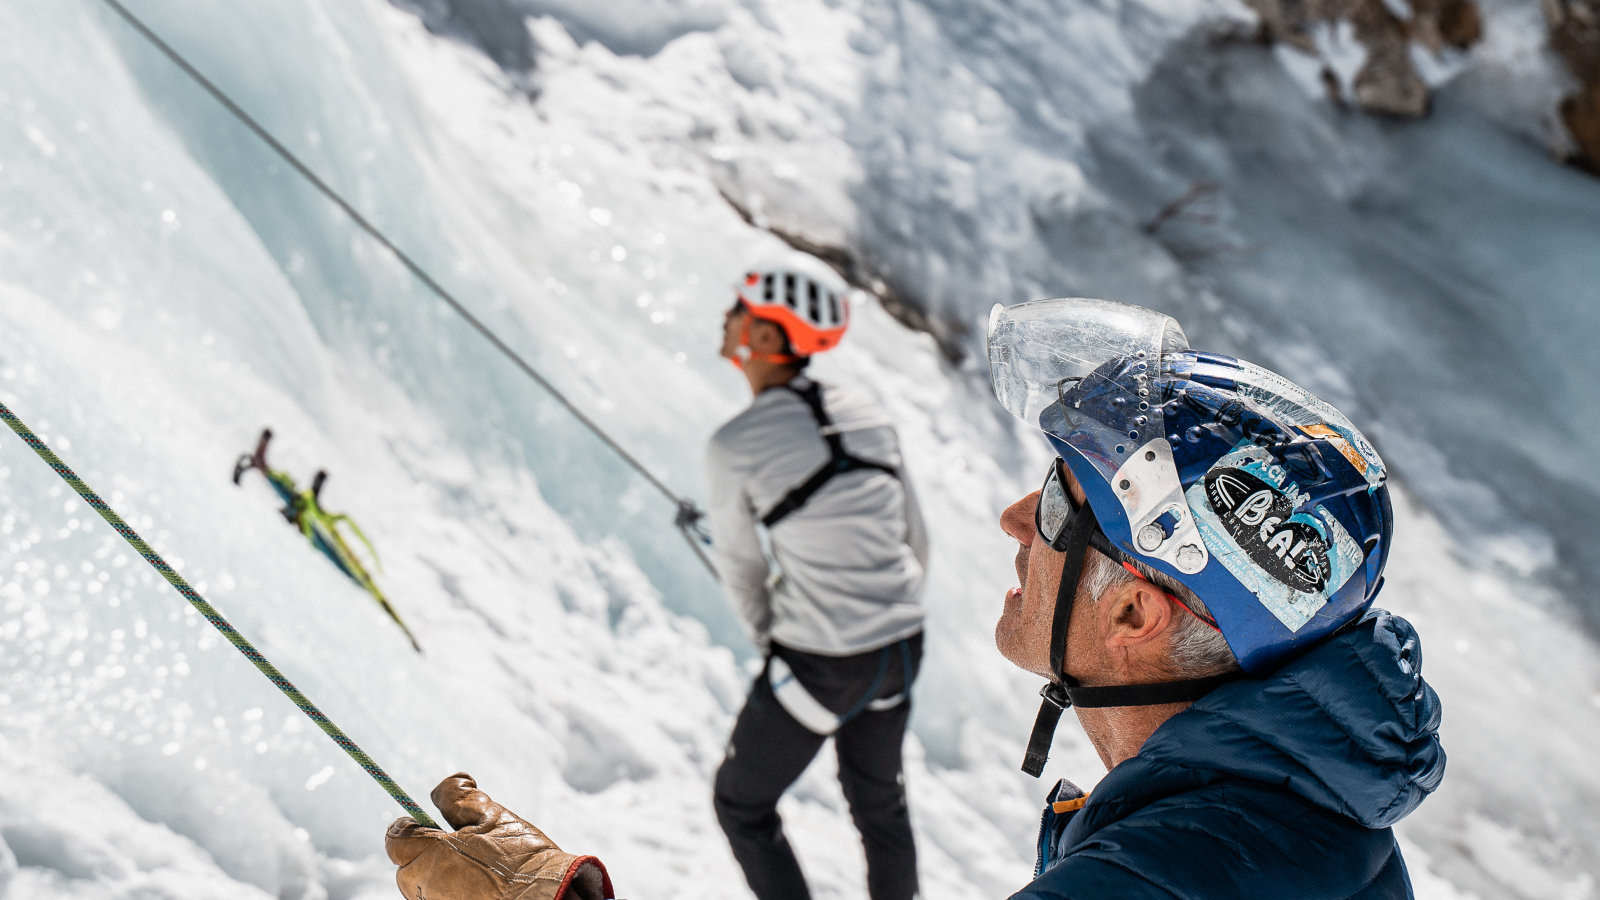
[989,298,1393,676]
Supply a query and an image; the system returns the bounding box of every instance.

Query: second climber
[706,252,929,900]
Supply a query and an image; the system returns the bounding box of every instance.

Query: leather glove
[386,773,613,900]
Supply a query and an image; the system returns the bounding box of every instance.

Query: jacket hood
[1088,608,1444,831]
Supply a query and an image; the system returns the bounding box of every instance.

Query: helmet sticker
[1185,442,1364,632]
[1294,423,1386,488]
[1204,467,1331,592]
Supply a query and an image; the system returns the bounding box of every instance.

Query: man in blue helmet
[984,297,1444,898]
[381,298,1443,900]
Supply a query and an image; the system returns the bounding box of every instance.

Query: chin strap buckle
[1040,681,1072,710]
[1021,681,1074,778]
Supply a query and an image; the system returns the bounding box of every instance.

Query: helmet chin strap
[1020,498,1245,778]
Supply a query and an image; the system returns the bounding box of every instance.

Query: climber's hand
[386,773,612,900]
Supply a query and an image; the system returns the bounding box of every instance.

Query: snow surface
[0,0,1597,898]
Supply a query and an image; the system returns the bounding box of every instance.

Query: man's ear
[748,319,789,354]
[1104,580,1175,648]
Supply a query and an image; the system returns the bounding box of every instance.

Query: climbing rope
[97,0,717,580]
[0,399,441,830]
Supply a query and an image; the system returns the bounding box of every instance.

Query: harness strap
[760,381,898,528]
[769,637,917,735]
[864,639,917,712]
[837,645,893,726]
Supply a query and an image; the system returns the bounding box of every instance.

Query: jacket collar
[1061,609,1444,850]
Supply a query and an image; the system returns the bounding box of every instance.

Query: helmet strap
[1021,499,1097,777]
[1019,495,1245,777]
[737,315,800,367]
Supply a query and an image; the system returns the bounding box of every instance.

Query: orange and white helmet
[735,253,851,356]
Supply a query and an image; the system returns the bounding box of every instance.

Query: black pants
[714,634,922,900]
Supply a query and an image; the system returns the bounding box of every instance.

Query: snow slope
[0,0,1596,899]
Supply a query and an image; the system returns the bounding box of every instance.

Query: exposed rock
[1322,64,1349,108]
[1245,0,1482,118]
[1440,0,1485,47]
[387,0,536,73]
[1348,0,1431,117]
[717,189,967,363]
[1562,84,1600,171]
[1247,0,1325,53]
[1549,0,1600,171]
[1411,0,1484,52]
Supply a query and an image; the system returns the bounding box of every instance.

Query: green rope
[94,0,720,583]
[0,399,441,830]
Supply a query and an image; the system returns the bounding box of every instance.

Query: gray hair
[1080,551,1240,678]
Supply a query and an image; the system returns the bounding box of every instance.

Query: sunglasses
[1035,458,1120,556]
[1034,458,1219,631]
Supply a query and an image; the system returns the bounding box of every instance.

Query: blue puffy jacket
[1016,610,1445,899]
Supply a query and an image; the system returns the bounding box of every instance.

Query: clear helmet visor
[987,298,1190,428]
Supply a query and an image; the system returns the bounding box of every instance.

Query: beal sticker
[1203,467,1331,593]
[1186,441,1363,632]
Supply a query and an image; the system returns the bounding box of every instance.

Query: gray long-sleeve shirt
[706,377,928,656]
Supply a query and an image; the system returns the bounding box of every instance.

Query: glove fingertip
[557,856,614,900]
[384,818,439,866]
[430,771,476,807]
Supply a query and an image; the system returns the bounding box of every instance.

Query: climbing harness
[760,381,898,528]
[0,400,441,830]
[767,639,914,736]
[233,430,424,653]
[96,0,717,582]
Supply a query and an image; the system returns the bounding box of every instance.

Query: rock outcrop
[1549,0,1600,171]
[1247,0,1482,117]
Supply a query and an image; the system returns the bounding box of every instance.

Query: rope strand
[95,0,713,557]
[0,400,441,830]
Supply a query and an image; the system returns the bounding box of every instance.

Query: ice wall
[714,0,1600,631]
[0,1,1051,897]
[0,0,1597,899]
